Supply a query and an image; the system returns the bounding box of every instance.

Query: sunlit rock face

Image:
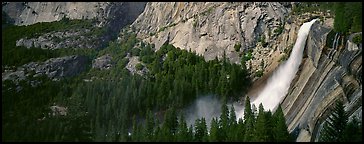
[131,2,291,64]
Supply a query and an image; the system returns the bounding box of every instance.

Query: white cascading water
[236,19,318,119]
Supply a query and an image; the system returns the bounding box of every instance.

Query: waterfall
[236,19,318,119]
[333,33,338,49]
[329,33,340,59]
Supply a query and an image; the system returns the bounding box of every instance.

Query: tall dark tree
[244,96,253,123]
[319,100,348,142]
[176,115,189,142]
[219,101,229,141]
[342,116,362,142]
[145,109,155,141]
[236,118,245,141]
[243,96,255,141]
[333,2,351,34]
[131,115,139,142]
[188,125,194,142]
[194,118,208,142]
[209,117,220,142]
[272,105,291,142]
[227,105,237,141]
[254,103,269,141]
[264,110,274,141]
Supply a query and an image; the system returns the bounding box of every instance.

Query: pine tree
[162,106,178,141]
[264,110,274,141]
[219,101,229,141]
[194,118,208,142]
[272,105,291,142]
[244,96,253,122]
[176,115,189,142]
[319,100,348,142]
[131,115,139,142]
[145,109,155,141]
[333,2,351,35]
[227,105,237,141]
[342,116,362,142]
[154,120,162,142]
[254,103,269,141]
[209,117,220,142]
[236,118,245,141]
[188,125,194,142]
[243,96,255,141]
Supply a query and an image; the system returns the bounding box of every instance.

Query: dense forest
[128,97,293,142]
[2,17,102,68]
[3,20,253,141]
[292,2,362,35]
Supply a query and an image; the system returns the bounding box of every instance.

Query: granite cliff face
[131,2,291,65]
[281,21,362,142]
[2,2,146,28]
[2,55,89,87]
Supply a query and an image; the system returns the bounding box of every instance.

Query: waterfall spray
[236,19,318,119]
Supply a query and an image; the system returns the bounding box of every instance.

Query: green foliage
[334,2,362,34]
[135,63,144,70]
[319,100,361,142]
[243,50,253,61]
[219,101,229,140]
[227,105,238,141]
[158,23,178,33]
[352,34,362,45]
[272,105,292,142]
[258,35,268,47]
[192,19,198,28]
[101,91,293,142]
[207,7,214,15]
[334,3,350,34]
[342,116,362,142]
[243,96,255,141]
[254,103,269,141]
[279,54,288,62]
[145,110,155,141]
[194,118,208,142]
[255,70,264,77]
[2,75,92,142]
[274,25,284,36]
[319,100,348,142]
[234,43,241,52]
[176,115,191,141]
[2,18,102,67]
[291,2,334,15]
[158,27,166,33]
[2,30,253,142]
[209,118,220,142]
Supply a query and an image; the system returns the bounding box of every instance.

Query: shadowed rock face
[92,54,113,70]
[2,2,146,28]
[2,55,89,83]
[16,29,102,50]
[281,21,362,142]
[2,2,147,41]
[3,2,147,52]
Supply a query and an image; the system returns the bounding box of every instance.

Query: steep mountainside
[131,2,291,65]
[2,2,146,28]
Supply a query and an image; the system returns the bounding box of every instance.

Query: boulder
[92,54,113,70]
